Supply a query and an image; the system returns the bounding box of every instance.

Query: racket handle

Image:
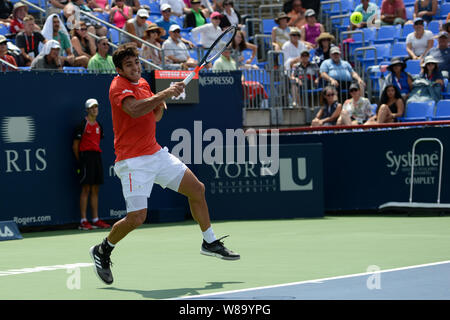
[183,71,197,86]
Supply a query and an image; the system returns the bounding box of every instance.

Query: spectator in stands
[191,11,223,48]
[156,3,178,41]
[287,0,306,29]
[88,36,115,72]
[86,0,111,13]
[383,57,413,99]
[337,83,373,125]
[9,2,26,34]
[352,0,379,30]
[47,0,69,17]
[380,0,406,26]
[141,23,164,68]
[272,12,291,52]
[420,55,444,87]
[300,9,324,49]
[231,29,258,69]
[406,17,434,61]
[162,24,197,69]
[312,32,336,67]
[0,34,17,71]
[122,0,141,14]
[68,0,108,36]
[320,46,365,97]
[311,85,342,126]
[183,0,213,16]
[219,0,242,29]
[15,15,47,67]
[73,98,110,231]
[71,21,96,63]
[212,46,236,70]
[121,8,149,47]
[109,0,133,29]
[0,0,13,28]
[285,0,321,17]
[426,31,450,78]
[184,0,207,28]
[42,13,88,68]
[412,0,437,24]
[160,0,187,17]
[30,39,63,70]
[366,84,404,124]
[282,27,307,70]
[290,49,319,105]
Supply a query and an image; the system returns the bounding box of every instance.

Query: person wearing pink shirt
[380,0,406,25]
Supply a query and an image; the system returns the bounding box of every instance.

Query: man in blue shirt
[156,3,178,40]
[352,0,379,29]
[320,46,365,99]
[426,31,450,79]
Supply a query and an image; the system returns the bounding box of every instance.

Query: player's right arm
[121,82,185,118]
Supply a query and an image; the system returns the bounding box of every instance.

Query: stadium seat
[403,0,416,6]
[373,25,402,45]
[398,101,435,122]
[438,3,450,19]
[0,24,8,36]
[242,49,256,64]
[399,23,414,42]
[405,6,415,20]
[427,20,441,34]
[432,99,450,120]
[357,44,391,69]
[391,42,408,60]
[109,28,120,45]
[405,59,421,75]
[17,66,31,71]
[262,19,277,35]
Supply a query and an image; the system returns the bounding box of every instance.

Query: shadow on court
[99,281,244,299]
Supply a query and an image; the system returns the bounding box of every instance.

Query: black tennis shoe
[89,243,114,285]
[201,235,240,260]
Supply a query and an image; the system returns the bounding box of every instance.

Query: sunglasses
[80,28,87,31]
[172,29,180,33]
[350,88,359,92]
[163,9,171,12]
[325,93,335,97]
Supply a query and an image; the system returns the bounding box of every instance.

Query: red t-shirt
[79,120,102,152]
[0,54,17,72]
[109,75,161,162]
[10,18,24,34]
[381,0,406,20]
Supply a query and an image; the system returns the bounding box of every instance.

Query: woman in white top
[406,17,434,60]
[191,11,223,48]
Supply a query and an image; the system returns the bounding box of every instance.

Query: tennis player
[90,43,240,285]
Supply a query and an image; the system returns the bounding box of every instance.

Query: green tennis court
[1,215,449,300]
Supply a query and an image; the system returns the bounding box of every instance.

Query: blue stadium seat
[405,59,421,75]
[262,19,277,35]
[427,20,441,34]
[109,28,120,44]
[432,99,450,120]
[242,49,256,64]
[391,42,408,59]
[438,3,450,19]
[148,0,162,13]
[403,0,416,6]
[0,24,8,35]
[373,25,402,45]
[399,23,414,42]
[358,44,391,68]
[405,6,415,20]
[17,66,31,71]
[399,101,435,122]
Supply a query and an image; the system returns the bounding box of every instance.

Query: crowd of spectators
[1,0,450,126]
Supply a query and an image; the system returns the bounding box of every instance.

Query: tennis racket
[183,25,237,85]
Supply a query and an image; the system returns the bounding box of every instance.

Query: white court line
[0,263,93,277]
[176,260,450,300]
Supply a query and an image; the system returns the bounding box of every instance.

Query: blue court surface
[178,261,450,300]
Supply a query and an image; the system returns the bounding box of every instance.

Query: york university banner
[194,144,324,220]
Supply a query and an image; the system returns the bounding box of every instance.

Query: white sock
[106,239,115,248]
[92,218,99,223]
[81,218,87,223]
[202,226,217,244]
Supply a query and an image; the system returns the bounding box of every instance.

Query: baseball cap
[48,40,60,50]
[169,24,181,32]
[210,11,222,19]
[0,35,7,44]
[349,83,360,91]
[160,3,171,11]
[85,98,99,109]
[289,27,301,36]
[438,31,449,38]
[305,9,315,17]
[330,46,341,54]
[413,17,424,24]
[137,8,149,18]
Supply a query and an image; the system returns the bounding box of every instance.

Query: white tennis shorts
[114,147,187,208]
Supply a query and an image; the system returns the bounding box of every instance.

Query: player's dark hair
[112,43,139,69]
